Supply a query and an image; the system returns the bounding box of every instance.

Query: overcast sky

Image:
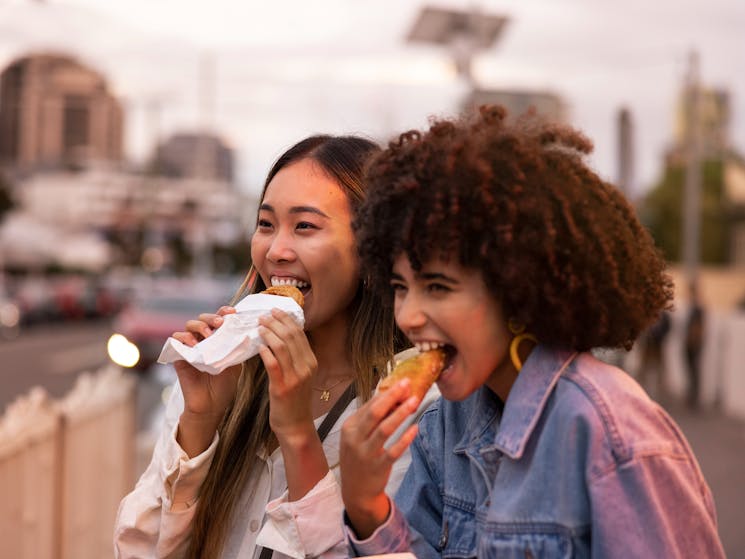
[1,0,743,199]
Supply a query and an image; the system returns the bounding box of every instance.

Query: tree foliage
[640,159,729,264]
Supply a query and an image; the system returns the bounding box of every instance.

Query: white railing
[0,365,136,559]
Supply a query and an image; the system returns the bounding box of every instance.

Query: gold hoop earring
[508,318,537,372]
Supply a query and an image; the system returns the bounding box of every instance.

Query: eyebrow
[259,203,330,218]
[391,271,458,284]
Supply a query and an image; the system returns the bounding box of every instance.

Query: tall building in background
[152,132,234,183]
[462,88,566,123]
[667,87,730,165]
[617,107,634,198]
[0,52,123,172]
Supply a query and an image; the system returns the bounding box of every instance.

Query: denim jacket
[347,346,724,558]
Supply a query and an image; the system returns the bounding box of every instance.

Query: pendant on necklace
[320,390,331,401]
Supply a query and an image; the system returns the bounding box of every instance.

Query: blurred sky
[1,0,743,198]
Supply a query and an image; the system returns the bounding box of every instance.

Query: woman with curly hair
[339,106,724,558]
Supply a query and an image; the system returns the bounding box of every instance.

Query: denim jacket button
[437,521,449,549]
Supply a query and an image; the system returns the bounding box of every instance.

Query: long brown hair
[187,135,398,558]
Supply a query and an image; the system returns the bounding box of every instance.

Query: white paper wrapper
[157,293,304,375]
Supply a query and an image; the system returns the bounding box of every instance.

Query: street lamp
[406,5,508,89]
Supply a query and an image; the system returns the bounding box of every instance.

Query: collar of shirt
[493,345,577,459]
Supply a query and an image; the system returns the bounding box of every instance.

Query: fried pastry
[379,348,446,400]
[261,285,305,308]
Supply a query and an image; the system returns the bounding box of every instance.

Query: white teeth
[415,341,443,352]
[270,277,308,288]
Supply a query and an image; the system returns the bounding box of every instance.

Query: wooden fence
[0,365,136,559]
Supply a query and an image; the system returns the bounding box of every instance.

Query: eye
[257,218,273,230]
[427,282,451,294]
[296,221,319,231]
[390,280,407,294]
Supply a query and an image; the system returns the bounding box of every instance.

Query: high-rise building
[152,132,234,183]
[617,107,634,198]
[668,87,730,164]
[0,52,124,172]
[461,88,566,123]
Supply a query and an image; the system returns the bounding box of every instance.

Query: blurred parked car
[108,289,228,371]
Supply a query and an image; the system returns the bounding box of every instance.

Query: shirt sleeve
[589,452,725,558]
[346,398,444,559]
[113,382,219,559]
[258,470,347,559]
[260,385,440,559]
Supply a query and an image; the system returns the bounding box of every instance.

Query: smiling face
[250,158,361,333]
[391,253,517,401]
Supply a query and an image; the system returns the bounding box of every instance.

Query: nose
[395,290,427,334]
[265,230,296,263]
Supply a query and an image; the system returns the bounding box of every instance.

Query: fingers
[258,309,316,385]
[356,380,417,439]
[216,305,236,316]
[384,424,419,461]
[172,330,200,347]
[371,394,420,447]
[343,381,420,468]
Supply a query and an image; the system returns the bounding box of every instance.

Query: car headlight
[0,302,20,328]
[107,333,141,368]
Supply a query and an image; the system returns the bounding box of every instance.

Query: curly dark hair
[356,105,674,351]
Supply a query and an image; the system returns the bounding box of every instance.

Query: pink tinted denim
[347,346,724,558]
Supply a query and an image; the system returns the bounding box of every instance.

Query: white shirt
[114,377,439,559]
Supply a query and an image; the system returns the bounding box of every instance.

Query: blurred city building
[461,88,566,123]
[0,50,251,278]
[0,52,124,173]
[617,107,634,198]
[152,132,234,183]
[5,169,251,274]
[669,87,730,164]
[643,81,745,267]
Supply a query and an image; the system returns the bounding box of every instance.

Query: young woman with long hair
[114,134,431,559]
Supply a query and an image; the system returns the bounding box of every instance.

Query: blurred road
[0,320,113,411]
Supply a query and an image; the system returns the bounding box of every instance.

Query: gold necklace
[312,377,350,401]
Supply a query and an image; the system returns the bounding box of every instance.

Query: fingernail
[215,316,223,324]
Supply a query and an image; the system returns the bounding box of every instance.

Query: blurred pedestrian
[114,135,436,559]
[637,310,671,401]
[339,106,724,558]
[684,281,705,410]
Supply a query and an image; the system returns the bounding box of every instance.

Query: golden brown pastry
[261,285,305,308]
[378,348,446,400]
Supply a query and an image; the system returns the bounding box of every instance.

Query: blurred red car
[109,291,228,371]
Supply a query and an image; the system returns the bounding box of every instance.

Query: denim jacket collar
[452,346,577,459]
[492,345,577,459]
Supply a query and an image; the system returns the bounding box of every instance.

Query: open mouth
[270,276,311,296]
[413,341,457,374]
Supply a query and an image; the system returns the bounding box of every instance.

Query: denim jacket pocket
[477,523,574,559]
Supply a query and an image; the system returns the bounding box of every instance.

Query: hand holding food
[158,286,305,374]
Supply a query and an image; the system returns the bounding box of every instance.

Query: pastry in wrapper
[261,285,304,308]
[379,348,446,400]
